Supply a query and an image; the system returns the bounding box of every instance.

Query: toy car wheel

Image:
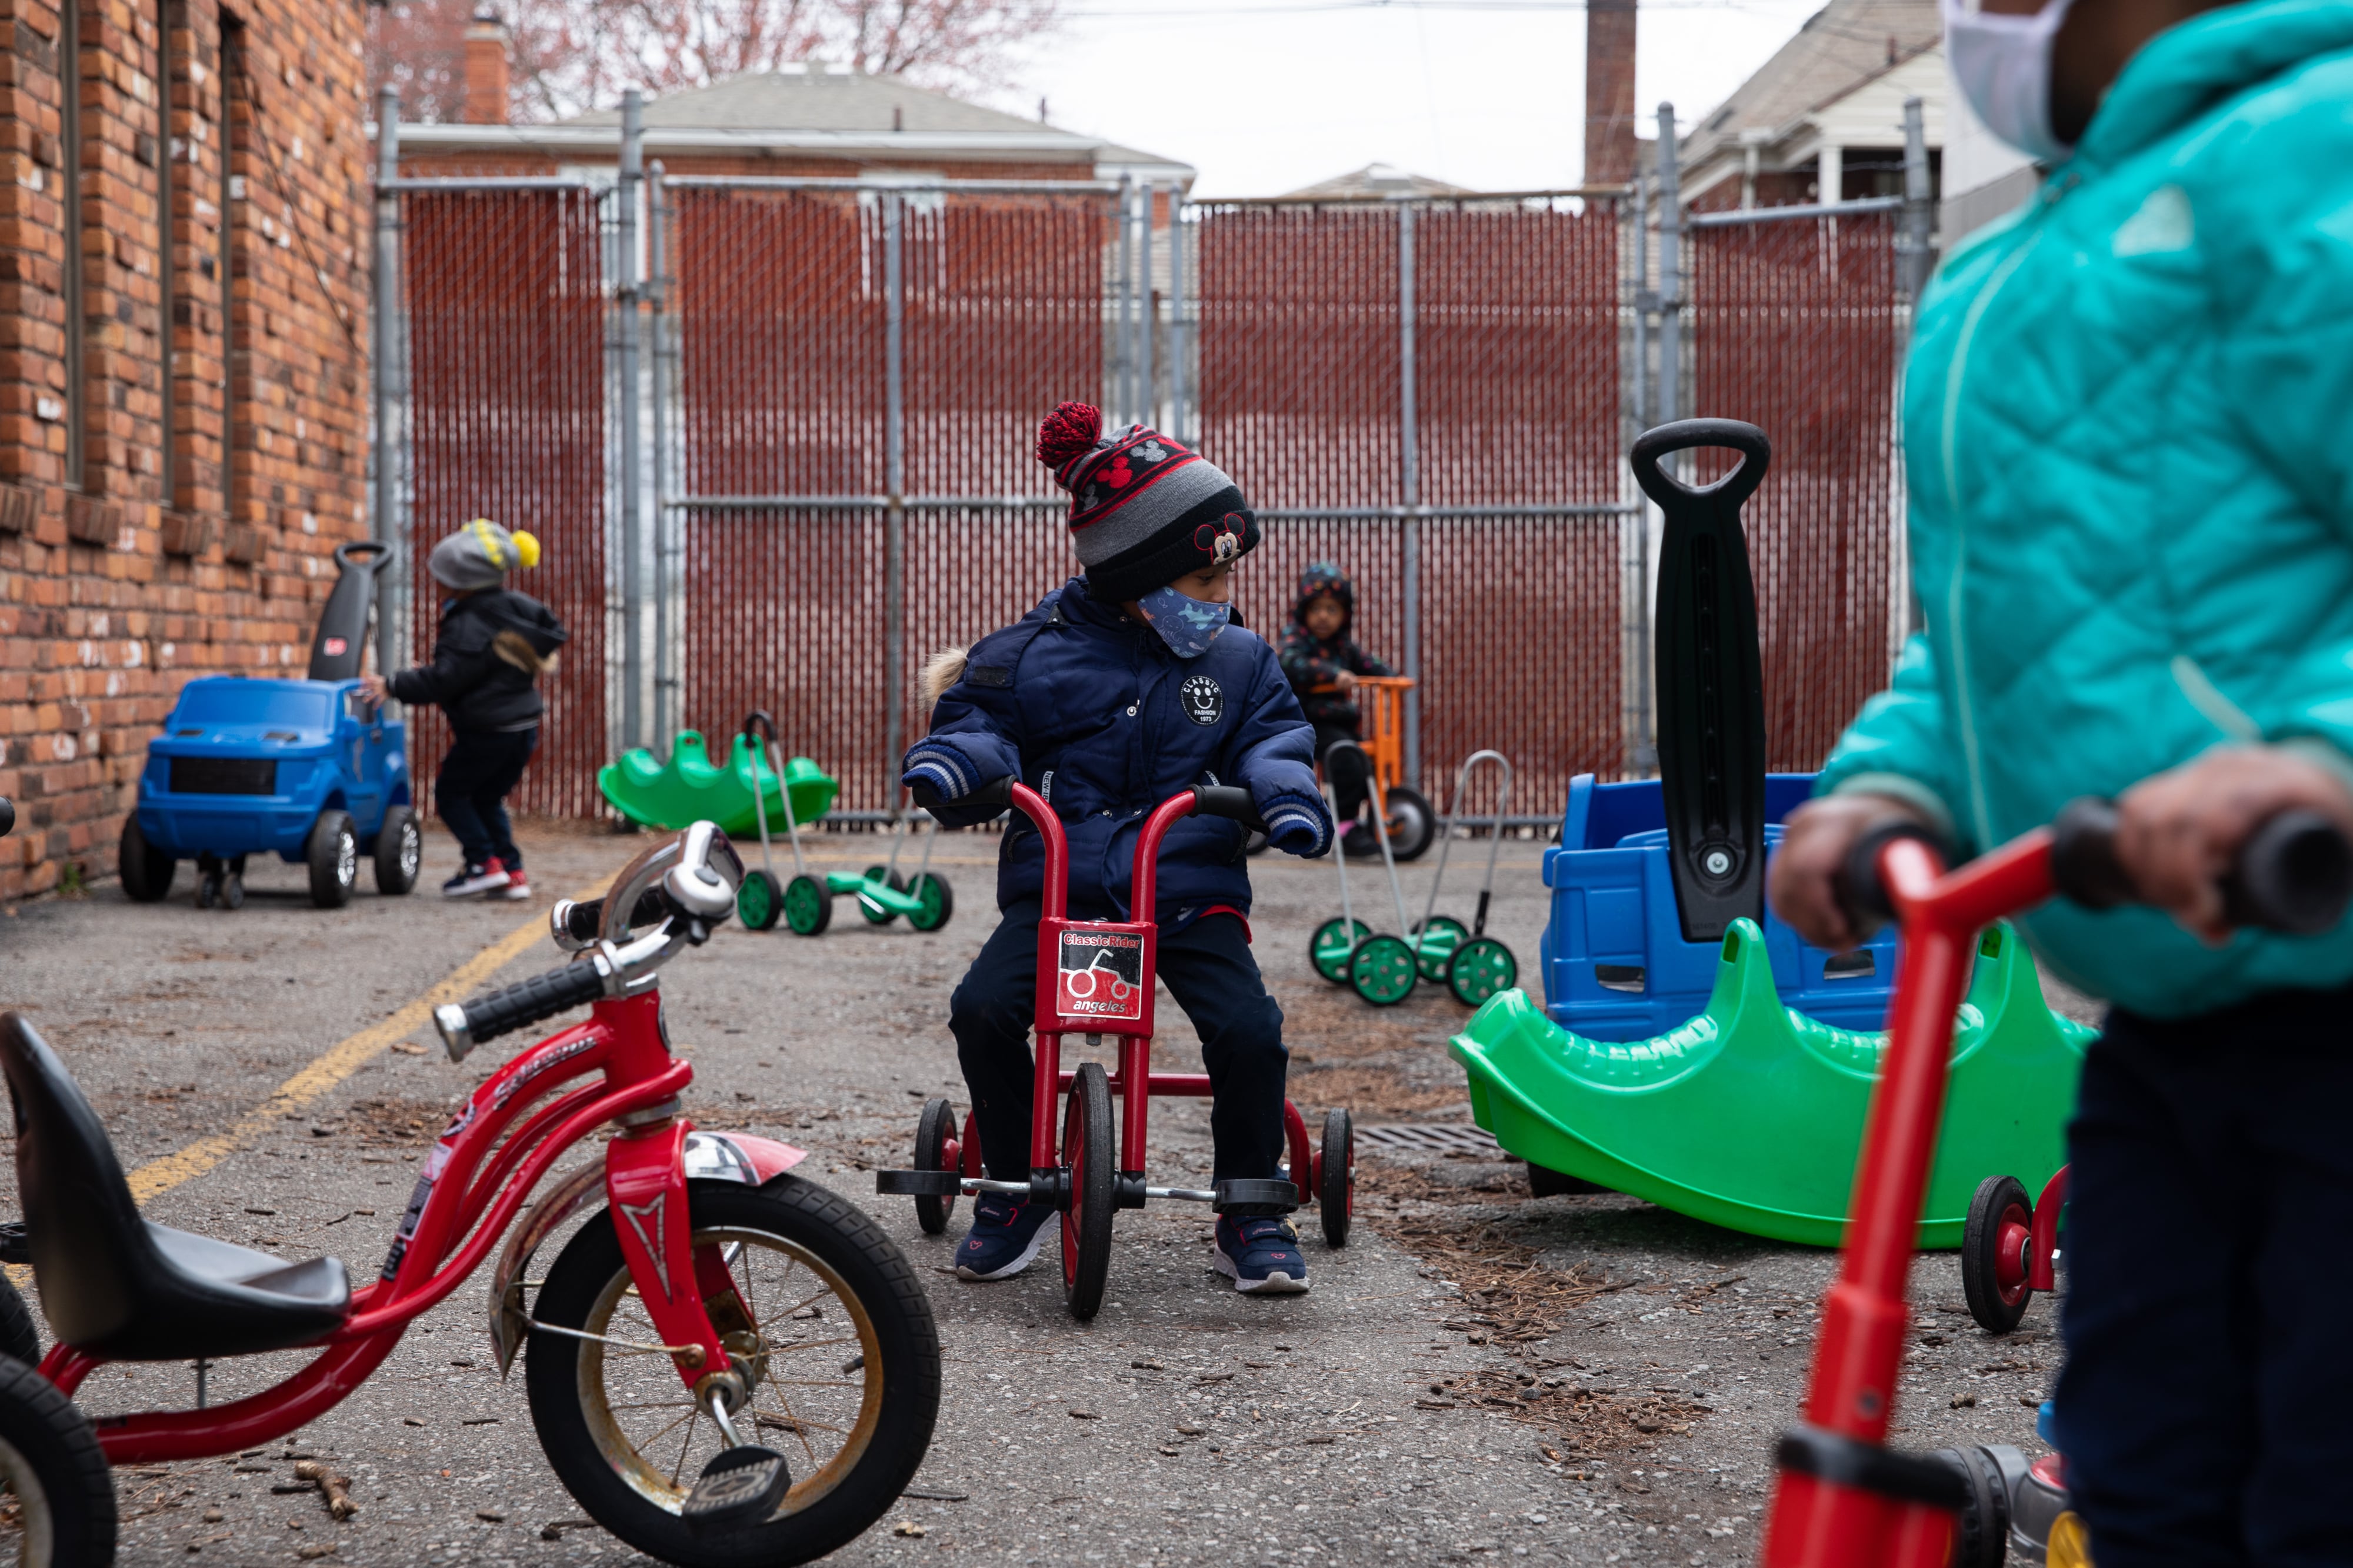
[1310,917,1370,985]
[0,1273,37,1366]
[0,1350,117,1566]
[307,810,358,909]
[374,805,422,896]
[118,813,176,903]
[1962,1173,2035,1335]
[1932,1445,2012,1568]
[196,871,219,910]
[1448,938,1518,1007]
[1409,915,1469,982]
[1384,786,1437,862]
[1348,933,1418,1006]
[221,876,246,912]
[738,869,783,932]
[912,1097,959,1236]
[905,873,953,932]
[1060,1061,1115,1322]
[857,866,906,926]
[784,874,832,936]
[1317,1107,1354,1249]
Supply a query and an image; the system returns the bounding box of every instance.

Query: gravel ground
[0,815,2091,1566]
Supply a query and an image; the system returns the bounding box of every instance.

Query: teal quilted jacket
[1817,0,2353,1017]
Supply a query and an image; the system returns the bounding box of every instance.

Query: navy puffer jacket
[904,578,1328,922]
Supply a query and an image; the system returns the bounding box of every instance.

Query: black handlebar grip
[1191,785,1269,833]
[448,961,607,1053]
[741,709,777,745]
[1831,819,1951,938]
[561,897,604,945]
[2051,796,2351,933]
[2048,798,2135,910]
[0,798,14,839]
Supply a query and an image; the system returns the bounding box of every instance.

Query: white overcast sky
[988,0,1829,198]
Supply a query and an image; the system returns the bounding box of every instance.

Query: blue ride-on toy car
[119,541,422,909]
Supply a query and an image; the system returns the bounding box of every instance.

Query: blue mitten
[1259,790,1334,858]
[902,740,977,803]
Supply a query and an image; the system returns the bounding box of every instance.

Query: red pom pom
[1035,401,1103,472]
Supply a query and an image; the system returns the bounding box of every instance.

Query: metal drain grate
[1357,1123,1501,1156]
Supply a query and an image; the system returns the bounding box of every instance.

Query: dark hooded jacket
[387,588,568,733]
[1278,562,1392,728]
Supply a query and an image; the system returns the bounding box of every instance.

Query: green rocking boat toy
[597,727,838,840]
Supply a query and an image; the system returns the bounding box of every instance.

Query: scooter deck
[824,870,924,915]
[599,730,838,838]
[1447,919,2088,1248]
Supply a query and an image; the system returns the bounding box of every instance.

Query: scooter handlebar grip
[2051,797,2351,933]
[1831,819,1949,938]
[1189,785,1269,833]
[435,960,608,1060]
[2048,797,2134,910]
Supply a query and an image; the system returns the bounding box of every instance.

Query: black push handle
[436,960,607,1058]
[332,539,394,572]
[0,798,14,839]
[1832,819,1953,939]
[2051,798,2353,935]
[741,709,777,746]
[1189,785,1269,833]
[1630,418,1773,512]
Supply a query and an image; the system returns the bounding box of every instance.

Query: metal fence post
[1897,96,1934,301]
[616,91,644,751]
[1397,200,1422,792]
[371,88,402,683]
[1114,176,1134,422]
[884,191,906,814]
[1137,182,1155,426]
[648,161,672,750]
[1168,198,1186,443]
[1655,104,1681,431]
[1629,178,1657,774]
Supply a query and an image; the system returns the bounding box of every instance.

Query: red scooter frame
[35,832,805,1466]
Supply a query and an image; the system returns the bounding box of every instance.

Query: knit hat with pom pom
[1034,401,1259,604]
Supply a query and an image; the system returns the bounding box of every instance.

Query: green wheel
[784,873,832,936]
[858,865,907,925]
[1410,915,1470,983]
[905,872,954,932]
[1311,917,1372,985]
[738,869,782,932]
[1348,933,1418,1007]
[1447,936,1518,1007]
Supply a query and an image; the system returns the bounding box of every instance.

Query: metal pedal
[875,1169,962,1197]
[681,1444,791,1537]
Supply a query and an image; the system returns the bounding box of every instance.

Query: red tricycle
[1761,798,2351,1568]
[0,823,939,1566]
[879,780,1357,1320]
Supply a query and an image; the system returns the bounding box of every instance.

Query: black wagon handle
[1630,418,1773,512]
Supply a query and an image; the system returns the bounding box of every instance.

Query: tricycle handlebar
[1189,785,1268,834]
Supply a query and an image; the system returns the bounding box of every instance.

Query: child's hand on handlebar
[2111,745,2353,946]
[1767,793,1934,953]
[358,674,388,707]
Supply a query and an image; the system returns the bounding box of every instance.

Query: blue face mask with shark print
[1133,585,1232,659]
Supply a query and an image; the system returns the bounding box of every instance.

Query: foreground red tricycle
[1762,798,2351,1568]
[0,823,939,1567]
[879,779,1357,1320]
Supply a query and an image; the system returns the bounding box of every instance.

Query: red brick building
[0,0,372,899]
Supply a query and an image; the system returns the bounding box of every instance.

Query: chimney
[1584,0,1638,185]
[461,9,511,126]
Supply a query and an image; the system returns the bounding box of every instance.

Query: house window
[61,2,85,487]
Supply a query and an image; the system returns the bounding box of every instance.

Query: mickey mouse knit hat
[1035,402,1259,604]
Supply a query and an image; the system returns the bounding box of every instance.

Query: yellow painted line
[123,879,611,1206]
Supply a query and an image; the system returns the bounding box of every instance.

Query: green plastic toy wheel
[1311,917,1372,985]
[905,872,954,932]
[783,873,832,936]
[1448,936,1517,1007]
[1349,933,1418,1006]
[858,865,908,925]
[1411,915,1470,983]
[738,869,782,932]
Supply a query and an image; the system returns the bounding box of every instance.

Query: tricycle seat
[0,1013,351,1360]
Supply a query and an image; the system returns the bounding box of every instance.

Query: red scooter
[0,823,939,1566]
[1761,798,2352,1568]
[880,780,1357,1320]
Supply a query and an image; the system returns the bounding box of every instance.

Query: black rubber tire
[912,1098,959,1236]
[0,1350,118,1566]
[1933,1445,2011,1568]
[118,814,175,903]
[0,1274,37,1366]
[1384,786,1437,862]
[856,866,905,926]
[525,1178,940,1568]
[374,805,422,896]
[1318,1107,1354,1249]
[904,873,953,932]
[220,876,245,912]
[738,869,782,932]
[306,809,358,909]
[1059,1061,1114,1322]
[1962,1174,2034,1335]
[783,874,832,936]
[195,872,218,910]
[1528,1163,1608,1198]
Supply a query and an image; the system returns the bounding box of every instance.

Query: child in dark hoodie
[360,519,566,901]
[904,402,1332,1295]
[1278,562,1394,851]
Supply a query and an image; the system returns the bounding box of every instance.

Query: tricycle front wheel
[0,1350,117,1567]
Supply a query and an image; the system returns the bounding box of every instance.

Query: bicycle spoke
[764,1333,859,1355]
[671,1403,703,1489]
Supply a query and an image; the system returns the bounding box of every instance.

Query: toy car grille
[168,756,278,795]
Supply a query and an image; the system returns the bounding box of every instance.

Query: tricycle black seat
[0,1013,351,1360]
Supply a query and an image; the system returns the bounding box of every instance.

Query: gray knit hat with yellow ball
[427,518,542,591]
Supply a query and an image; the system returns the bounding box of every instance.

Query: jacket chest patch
[1179,673,1225,726]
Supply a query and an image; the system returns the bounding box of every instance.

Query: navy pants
[435,727,536,871]
[2055,980,2353,1568]
[949,899,1289,1197]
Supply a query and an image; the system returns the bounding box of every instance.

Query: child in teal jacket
[1769,1,2353,1560]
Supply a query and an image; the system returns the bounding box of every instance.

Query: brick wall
[0,0,370,899]
[1584,0,1637,186]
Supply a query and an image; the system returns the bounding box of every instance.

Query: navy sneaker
[1214,1215,1310,1295]
[954,1193,1056,1281]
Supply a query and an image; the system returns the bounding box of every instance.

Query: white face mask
[1944,0,2080,164]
